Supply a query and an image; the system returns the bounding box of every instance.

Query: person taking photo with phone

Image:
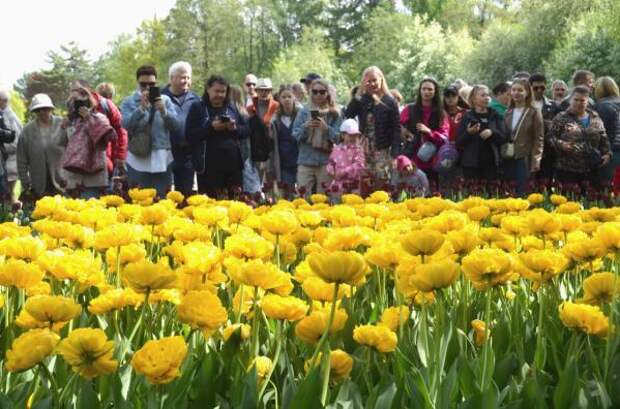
[186,75,249,199]
[292,78,342,195]
[120,65,181,198]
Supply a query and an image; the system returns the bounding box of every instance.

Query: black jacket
[456,108,507,168]
[185,100,249,174]
[345,93,401,157]
[595,96,620,150]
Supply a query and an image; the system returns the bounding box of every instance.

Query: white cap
[29,94,55,112]
[256,78,273,90]
[340,118,360,135]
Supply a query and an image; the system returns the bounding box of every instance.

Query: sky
[0,0,177,90]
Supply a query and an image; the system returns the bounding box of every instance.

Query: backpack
[249,115,273,162]
[432,142,459,174]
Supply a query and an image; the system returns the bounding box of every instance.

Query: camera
[0,115,6,130]
[148,86,161,103]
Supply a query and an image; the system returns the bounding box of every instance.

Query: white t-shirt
[511,107,525,131]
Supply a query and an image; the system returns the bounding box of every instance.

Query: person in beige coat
[502,79,544,195]
[17,94,66,199]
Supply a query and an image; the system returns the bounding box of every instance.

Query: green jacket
[488,99,508,119]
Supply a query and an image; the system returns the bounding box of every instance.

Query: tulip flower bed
[0,189,619,408]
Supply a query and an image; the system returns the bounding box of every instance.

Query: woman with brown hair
[345,66,401,182]
[292,78,342,194]
[502,78,544,195]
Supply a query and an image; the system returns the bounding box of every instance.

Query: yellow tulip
[295,304,348,344]
[122,259,178,293]
[5,329,59,372]
[471,319,487,346]
[400,230,444,258]
[177,290,227,337]
[558,302,609,338]
[0,236,46,261]
[131,336,188,384]
[519,249,569,283]
[23,295,81,329]
[57,328,118,379]
[379,306,410,332]
[526,209,561,236]
[225,258,293,294]
[0,259,44,289]
[461,248,514,290]
[261,294,308,321]
[307,251,366,285]
[353,324,398,353]
[222,323,251,341]
[250,356,273,379]
[581,272,620,305]
[88,288,143,315]
[467,206,490,222]
[410,258,460,292]
[261,210,299,236]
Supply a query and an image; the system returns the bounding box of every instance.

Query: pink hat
[396,155,412,171]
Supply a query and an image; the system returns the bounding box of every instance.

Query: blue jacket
[162,86,200,157]
[120,90,181,151]
[292,106,342,167]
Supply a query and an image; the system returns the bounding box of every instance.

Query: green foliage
[545,8,620,82]
[8,91,27,124]
[270,27,351,101]
[349,10,473,101]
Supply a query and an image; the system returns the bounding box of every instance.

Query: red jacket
[92,92,128,173]
[400,104,449,170]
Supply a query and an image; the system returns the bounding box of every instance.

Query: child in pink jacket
[326,119,366,194]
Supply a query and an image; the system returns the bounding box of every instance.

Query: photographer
[120,65,181,198]
[0,90,22,202]
[60,86,116,199]
[186,75,249,198]
[0,91,19,199]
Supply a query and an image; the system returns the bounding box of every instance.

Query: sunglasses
[139,82,156,88]
[246,82,256,87]
[532,86,546,91]
[312,89,327,96]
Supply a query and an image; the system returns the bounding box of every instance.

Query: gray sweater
[17,116,67,196]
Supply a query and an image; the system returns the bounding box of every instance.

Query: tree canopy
[13,0,620,104]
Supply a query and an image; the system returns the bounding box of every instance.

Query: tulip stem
[319,346,332,406]
[534,286,545,369]
[310,284,339,368]
[258,321,282,399]
[480,290,492,391]
[39,363,62,407]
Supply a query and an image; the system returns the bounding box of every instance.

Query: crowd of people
[1,63,619,203]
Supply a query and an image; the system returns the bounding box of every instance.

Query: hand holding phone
[310,110,319,120]
[148,86,161,103]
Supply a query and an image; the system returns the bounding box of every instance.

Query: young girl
[392,155,429,197]
[270,85,299,188]
[326,118,366,194]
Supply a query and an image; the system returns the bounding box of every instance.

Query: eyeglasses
[139,82,156,88]
[312,89,327,96]
[532,86,546,91]
[245,82,256,87]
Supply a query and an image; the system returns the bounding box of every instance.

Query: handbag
[501,108,529,160]
[417,140,437,163]
[128,109,154,157]
[581,127,603,169]
[62,116,111,174]
[432,142,459,173]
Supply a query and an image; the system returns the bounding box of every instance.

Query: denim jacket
[120,90,181,151]
[292,106,342,167]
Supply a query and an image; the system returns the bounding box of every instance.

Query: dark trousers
[555,169,595,187]
[463,166,499,181]
[172,160,195,196]
[502,158,529,196]
[198,148,243,198]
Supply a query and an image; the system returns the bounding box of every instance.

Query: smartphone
[469,120,480,127]
[219,115,231,123]
[148,86,161,103]
[311,110,319,120]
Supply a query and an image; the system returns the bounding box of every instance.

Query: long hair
[356,66,390,99]
[410,78,444,130]
[595,76,620,100]
[228,84,247,117]
[276,84,298,118]
[509,78,534,108]
[308,79,339,115]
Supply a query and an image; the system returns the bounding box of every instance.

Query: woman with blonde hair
[292,78,342,194]
[594,76,620,184]
[345,66,400,183]
[502,78,544,195]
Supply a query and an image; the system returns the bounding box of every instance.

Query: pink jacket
[326,143,366,187]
